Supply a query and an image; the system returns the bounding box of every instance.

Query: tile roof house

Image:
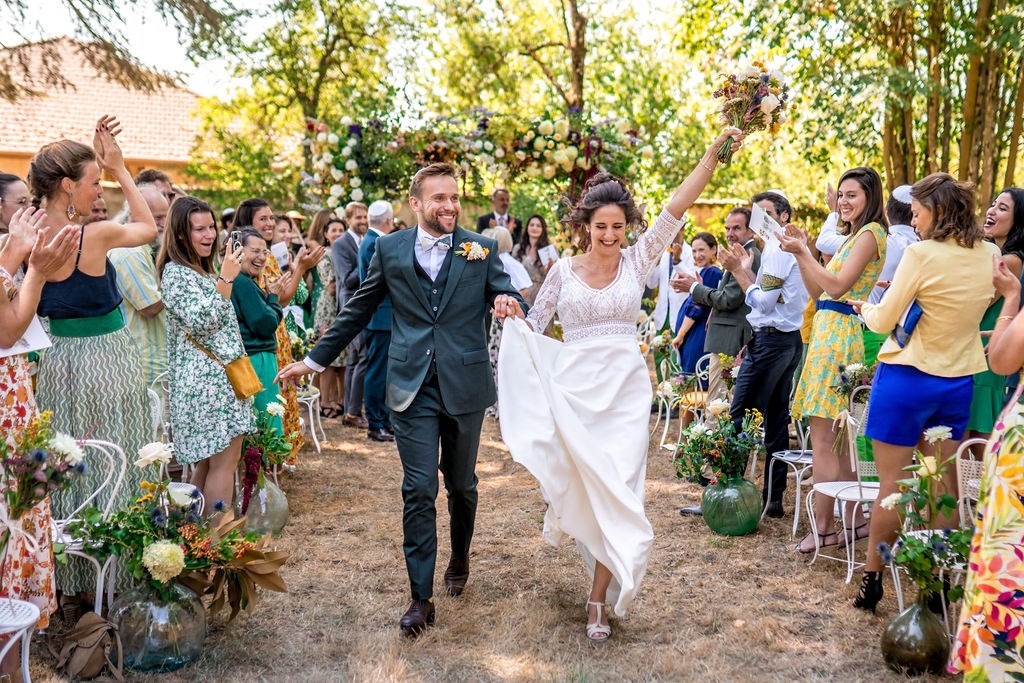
[0,37,200,182]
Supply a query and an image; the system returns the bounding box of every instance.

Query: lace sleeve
[629,209,686,281]
[525,258,563,332]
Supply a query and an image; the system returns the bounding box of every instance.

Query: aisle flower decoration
[713,61,790,164]
[1,411,86,562]
[674,407,764,484]
[239,401,294,516]
[66,443,288,614]
[877,426,970,602]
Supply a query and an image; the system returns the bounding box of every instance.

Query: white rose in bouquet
[760,94,781,115]
[135,442,173,468]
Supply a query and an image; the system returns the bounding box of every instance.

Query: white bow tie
[420,234,452,252]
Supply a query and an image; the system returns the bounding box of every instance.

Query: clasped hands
[493,295,523,321]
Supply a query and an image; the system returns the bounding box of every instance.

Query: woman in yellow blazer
[848,173,1000,612]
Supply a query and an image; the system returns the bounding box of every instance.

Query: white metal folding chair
[887,437,987,634]
[763,417,814,537]
[805,388,880,583]
[146,371,172,443]
[51,439,127,615]
[296,385,326,453]
[955,437,987,523]
[0,598,40,683]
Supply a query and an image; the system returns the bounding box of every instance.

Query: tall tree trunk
[564,0,587,112]
[884,5,916,188]
[959,0,995,180]
[941,59,953,172]
[977,51,1003,204]
[1004,57,1024,188]
[923,0,944,175]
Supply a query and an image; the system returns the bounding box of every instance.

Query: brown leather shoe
[399,599,435,636]
[444,556,469,597]
[342,413,369,429]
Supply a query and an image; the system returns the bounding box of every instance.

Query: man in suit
[333,201,369,429]
[359,200,396,442]
[475,188,522,244]
[672,207,761,516]
[278,163,526,636]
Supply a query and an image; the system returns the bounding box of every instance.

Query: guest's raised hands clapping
[2,206,49,263]
[777,223,810,255]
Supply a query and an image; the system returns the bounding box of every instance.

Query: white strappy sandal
[585,600,612,642]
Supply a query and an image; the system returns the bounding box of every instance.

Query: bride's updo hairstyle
[563,172,647,252]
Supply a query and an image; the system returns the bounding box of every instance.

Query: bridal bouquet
[713,61,790,164]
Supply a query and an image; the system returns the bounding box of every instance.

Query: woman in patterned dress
[234,199,325,464]
[308,212,347,416]
[30,118,156,595]
[158,196,254,515]
[779,167,887,554]
[0,210,78,674]
[949,194,1024,680]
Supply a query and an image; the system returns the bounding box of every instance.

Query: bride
[496,127,743,642]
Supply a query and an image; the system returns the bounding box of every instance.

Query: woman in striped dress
[30,117,156,596]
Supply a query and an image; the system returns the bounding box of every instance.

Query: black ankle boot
[853,571,884,613]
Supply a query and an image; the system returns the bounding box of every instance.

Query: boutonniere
[455,241,489,261]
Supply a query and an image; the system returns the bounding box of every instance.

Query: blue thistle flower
[73,462,87,474]
[942,527,953,538]
[189,488,201,499]
[31,449,47,463]
[213,500,227,512]
[877,542,894,563]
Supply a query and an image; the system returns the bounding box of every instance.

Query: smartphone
[229,230,242,252]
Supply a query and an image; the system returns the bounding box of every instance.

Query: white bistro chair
[763,417,814,537]
[0,598,41,683]
[51,439,127,615]
[296,385,326,453]
[804,389,880,583]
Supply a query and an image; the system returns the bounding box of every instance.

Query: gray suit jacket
[691,240,762,357]
[309,226,526,414]
[331,230,361,311]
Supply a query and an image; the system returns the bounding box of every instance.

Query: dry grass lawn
[29,413,949,682]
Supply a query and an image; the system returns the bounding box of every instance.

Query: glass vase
[880,591,950,675]
[701,476,761,536]
[109,583,206,672]
[236,478,290,536]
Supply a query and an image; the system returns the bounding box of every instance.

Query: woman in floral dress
[158,196,254,515]
[234,198,325,465]
[950,203,1024,680]
[0,208,79,665]
[779,166,887,554]
[309,212,347,416]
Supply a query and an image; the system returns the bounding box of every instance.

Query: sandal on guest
[585,600,611,642]
[795,531,840,554]
[320,406,341,419]
[838,522,870,549]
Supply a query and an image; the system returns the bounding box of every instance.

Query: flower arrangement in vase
[876,426,970,675]
[674,407,765,536]
[238,400,294,535]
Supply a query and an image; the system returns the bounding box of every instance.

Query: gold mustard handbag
[186,333,263,400]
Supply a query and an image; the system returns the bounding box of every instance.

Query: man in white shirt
[648,228,693,385]
[720,190,808,517]
[863,185,918,359]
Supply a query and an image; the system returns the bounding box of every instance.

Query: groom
[277,163,526,636]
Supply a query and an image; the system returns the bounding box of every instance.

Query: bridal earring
[66,193,76,220]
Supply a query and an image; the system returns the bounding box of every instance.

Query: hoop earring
[66,193,76,220]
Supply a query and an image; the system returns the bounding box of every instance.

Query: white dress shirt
[415,226,451,281]
[868,223,918,304]
[743,238,808,332]
[646,243,694,329]
[815,212,845,256]
[499,252,532,291]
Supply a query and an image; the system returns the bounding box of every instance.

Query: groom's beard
[422,211,458,235]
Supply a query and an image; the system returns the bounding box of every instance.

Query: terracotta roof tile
[0,37,200,164]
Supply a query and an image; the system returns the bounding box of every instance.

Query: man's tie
[420,234,452,252]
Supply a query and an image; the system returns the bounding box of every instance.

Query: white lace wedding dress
[497,208,685,616]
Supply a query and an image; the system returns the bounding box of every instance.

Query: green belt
[48,308,125,338]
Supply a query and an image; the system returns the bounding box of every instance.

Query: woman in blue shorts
[849,173,1000,612]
